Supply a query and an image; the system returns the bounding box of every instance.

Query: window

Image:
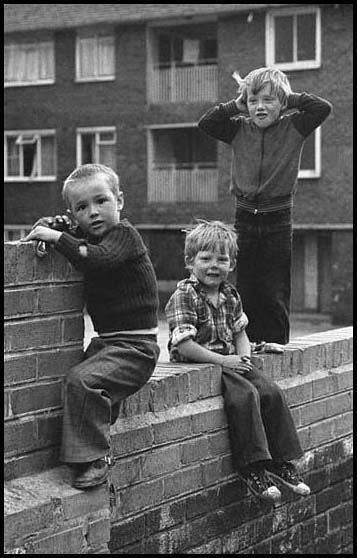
[298,127,321,179]
[147,124,218,202]
[4,225,32,242]
[76,31,115,81]
[266,6,321,70]
[156,30,217,68]
[4,131,56,180]
[5,41,55,86]
[76,127,117,168]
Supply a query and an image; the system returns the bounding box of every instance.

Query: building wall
[4,4,353,227]
[4,5,353,320]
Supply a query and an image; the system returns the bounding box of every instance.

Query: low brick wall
[4,242,353,554]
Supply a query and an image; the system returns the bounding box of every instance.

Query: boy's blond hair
[184,220,238,264]
[233,67,292,106]
[62,163,121,209]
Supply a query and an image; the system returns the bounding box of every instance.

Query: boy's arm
[177,338,252,374]
[233,329,252,358]
[288,92,332,137]
[198,99,246,144]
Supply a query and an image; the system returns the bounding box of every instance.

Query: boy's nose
[89,205,99,216]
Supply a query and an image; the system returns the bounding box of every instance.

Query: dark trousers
[235,207,292,345]
[60,334,160,463]
[222,365,303,469]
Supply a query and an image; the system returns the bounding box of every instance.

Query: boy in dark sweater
[22,163,160,488]
[198,67,332,346]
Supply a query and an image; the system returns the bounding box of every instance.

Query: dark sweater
[55,219,159,333]
[198,93,332,213]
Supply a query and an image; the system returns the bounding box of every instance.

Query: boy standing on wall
[165,220,310,504]
[22,163,160,489]
[198,67,332,345]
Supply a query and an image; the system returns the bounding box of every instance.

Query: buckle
[253,208,258,215]
[104,455,113,466]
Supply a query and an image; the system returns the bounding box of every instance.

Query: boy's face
[67,173,123,237]
[247,83,284,128]
[186,248,234,293]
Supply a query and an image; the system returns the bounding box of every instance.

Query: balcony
[149,63,218,104]
[148,164,218,202]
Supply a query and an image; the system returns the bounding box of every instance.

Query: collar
[187,274,237,299]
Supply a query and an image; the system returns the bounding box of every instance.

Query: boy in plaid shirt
[165,220,310,504]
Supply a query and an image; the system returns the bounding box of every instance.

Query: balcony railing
[148,165,218,202]
[149,63,218,103]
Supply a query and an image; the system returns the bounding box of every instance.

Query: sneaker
[73,457,110,489]
[237,466,281,504]
[266,461,310,496]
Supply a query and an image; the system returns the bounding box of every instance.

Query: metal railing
[149,63,218,103]
[148,166,218,202]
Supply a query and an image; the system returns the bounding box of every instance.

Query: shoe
[266,460,311,496]
[73,457,109,489]
[237,466,281,504]
[251,342,284,354]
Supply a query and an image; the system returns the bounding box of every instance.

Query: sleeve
[198,100,242,144]
[165,287,199,347]
[288,92,332,138]
[55,225,145,273]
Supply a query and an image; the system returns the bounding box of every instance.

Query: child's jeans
[60,334,160,463]
[235,207,292,344]
[222,365,303,469]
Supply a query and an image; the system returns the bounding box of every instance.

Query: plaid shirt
[165,274,246,362]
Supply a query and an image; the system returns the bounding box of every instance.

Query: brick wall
[4,242,84,479]
[4,243,353,554]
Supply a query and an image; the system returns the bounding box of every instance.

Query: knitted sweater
[198,93,332,213]
[55,219,159,333]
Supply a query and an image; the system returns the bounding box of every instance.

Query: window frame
[5,40,55,88]
[265,6,321,71]
[4,129,57,182]
[75,32,115,83]
[298,127,321,179]
[76,126,117,166]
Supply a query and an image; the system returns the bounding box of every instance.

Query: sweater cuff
[55,231,86,259]
[287,93,303,109]
[220,100,241,116]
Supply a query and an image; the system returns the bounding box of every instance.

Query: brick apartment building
[4,4,353,322]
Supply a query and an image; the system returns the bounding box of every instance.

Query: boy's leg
[60,336,159,465]
[244,366,303,462]
[235,216,265,343]
[222,367,272,468]
[257,216,292,345]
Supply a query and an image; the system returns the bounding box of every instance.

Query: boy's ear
[185,255,194,270]
[66,208,76,224]
[117,192,124,211]
[230,258,237,272]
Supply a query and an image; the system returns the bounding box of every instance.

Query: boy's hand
[32,215,72,232]
[21,225,62,244]
[235,94,249,114]
[221,355,252,374]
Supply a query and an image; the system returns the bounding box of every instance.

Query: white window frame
[4,41,55,87]
[4,129,57,182]
[265,6,321,71]
[298,127,321,179]
[76,127,117,166]
[75,32,115,82]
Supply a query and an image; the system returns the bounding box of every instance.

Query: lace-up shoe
[73,457,110,489]
[266,461,310,496]
[237,466,281,504]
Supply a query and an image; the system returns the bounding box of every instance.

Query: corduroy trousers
[222,364,303,470]
[60,334,160,463]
